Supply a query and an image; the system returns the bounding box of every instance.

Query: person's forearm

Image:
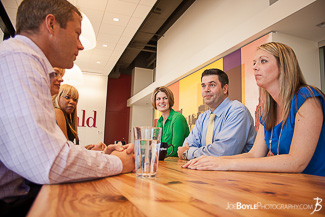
[47,143,122,184]
[189,145,260,160]
[227,154,305,173]
[220,152,256,159]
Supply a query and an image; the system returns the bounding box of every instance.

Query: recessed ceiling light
[97,61,101,64]
[103,44,108,47]
[113,18,119,22]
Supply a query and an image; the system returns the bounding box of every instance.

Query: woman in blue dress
[183,42,325,176]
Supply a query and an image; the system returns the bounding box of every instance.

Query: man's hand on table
[85,142,107,151]
[111,149,135,173]
[85,142,135,173]
[85,142,134,154]
[177,143,189,160]
[122,143,134,155]
[101,142,134,155]
[101,143,134,173]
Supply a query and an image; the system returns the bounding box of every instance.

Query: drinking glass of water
[133,126,162,178]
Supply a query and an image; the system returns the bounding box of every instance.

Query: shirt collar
[158,108,175,122]
[167,109,175,121]
[209,97,230,117]
[15,35,54,75]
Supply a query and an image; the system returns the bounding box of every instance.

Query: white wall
[156,0,269,81]
[131,67,154,95]
[273,32,321,87]
[127,0,319,106]
[63,73,108,146]
[0,30,3,43]
[129,67,154,142]
[129,105,153,143]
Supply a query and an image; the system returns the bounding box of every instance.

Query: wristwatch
[182,150,188,160]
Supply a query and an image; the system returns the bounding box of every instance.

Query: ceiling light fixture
[97,61,101,64]
[63,64,84,87]
[103,44,108,47]
[79,12,97,51]
[113,18,119,22]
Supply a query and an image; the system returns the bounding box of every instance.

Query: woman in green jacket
[151,86,190,157]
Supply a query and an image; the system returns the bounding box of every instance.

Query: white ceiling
[3,0,325,78]
[2,0,157,75]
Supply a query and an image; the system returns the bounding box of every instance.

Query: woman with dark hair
[183,42,325,176]
[152,86,190,157]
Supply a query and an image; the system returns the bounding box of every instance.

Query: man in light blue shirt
[177,69,256,160]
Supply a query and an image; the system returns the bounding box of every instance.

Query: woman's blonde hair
[53,84,79,144]
[151,86,175,110]
[258,42,310,130]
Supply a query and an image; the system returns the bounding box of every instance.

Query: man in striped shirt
[0,0,134,216]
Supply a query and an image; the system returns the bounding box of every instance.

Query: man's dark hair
[16,0,82,34]
[201,68,229,88]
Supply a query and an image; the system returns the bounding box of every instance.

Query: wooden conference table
[28,157,325,217]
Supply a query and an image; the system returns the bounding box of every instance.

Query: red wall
[104,74,131,145]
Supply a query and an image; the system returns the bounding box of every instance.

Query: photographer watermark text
[226,197,322,214]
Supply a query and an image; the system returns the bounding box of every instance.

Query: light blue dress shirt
[184,97,256,160]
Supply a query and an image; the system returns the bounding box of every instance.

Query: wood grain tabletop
[27,157,325,217]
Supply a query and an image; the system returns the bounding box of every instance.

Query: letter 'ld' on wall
[78,110,97,128]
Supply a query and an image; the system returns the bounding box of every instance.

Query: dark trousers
[0,183,42,217]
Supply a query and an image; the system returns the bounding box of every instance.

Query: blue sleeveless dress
[262,87,325,176]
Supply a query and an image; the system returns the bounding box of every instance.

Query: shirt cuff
[106,154,123,174]
[187,147,197,160]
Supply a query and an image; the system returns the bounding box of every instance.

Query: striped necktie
[206,113,216,146]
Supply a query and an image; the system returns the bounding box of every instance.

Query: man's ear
[44,14,56,35]
[223,84,229,95]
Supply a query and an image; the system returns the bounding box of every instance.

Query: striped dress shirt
[0,35,122,202]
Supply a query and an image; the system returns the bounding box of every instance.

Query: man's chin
[66,62,74,69]
[203,99,212,105]
[53,61,74,69]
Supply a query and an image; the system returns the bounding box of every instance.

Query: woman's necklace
[269,124,283,156]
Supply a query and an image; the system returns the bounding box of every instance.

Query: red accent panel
[104,74,131,144]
